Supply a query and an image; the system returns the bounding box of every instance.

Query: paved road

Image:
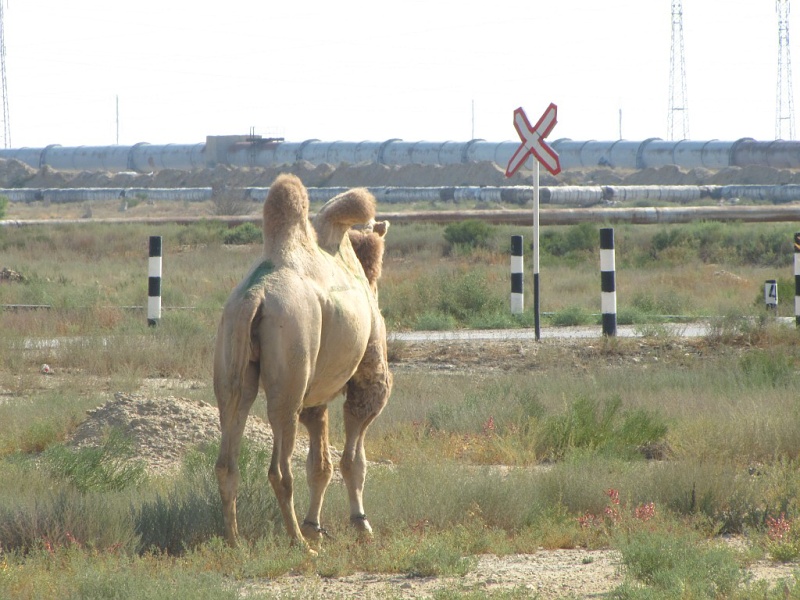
[389,318,795,343]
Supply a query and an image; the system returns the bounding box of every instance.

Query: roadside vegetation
[2,217,800,597]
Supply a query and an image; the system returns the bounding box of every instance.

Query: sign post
[505,103,561,340]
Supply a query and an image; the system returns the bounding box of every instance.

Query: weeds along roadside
[1,219,799,332]
[2,220,800,596]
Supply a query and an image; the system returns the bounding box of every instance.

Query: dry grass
[2,210,800,597]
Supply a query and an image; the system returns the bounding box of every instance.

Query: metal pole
[795,233,800,327]
[533,160,541,340]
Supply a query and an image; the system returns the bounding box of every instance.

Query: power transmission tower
[668,0,689,140]
[776,0,795,139]
[0,1,9,148]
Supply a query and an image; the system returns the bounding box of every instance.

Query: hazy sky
[3,1,788,147]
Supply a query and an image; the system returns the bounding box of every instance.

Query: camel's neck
[314,222,350,256]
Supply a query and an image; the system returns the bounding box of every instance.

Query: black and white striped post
[794,233,800,327]
[148,235,162,327]
[600,228,617,336]
[511,235,524,314]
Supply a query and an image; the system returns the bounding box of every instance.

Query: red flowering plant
[576,488,658,545]
[764,513,800,562]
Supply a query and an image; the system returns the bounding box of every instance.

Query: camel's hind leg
[267,401,306,546]
[298,405,333,545]
[341,344,392,535]
[215,360,260,547]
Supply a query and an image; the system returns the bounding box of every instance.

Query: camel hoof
[301,520,329,546]
[350,513,373,537]
[290,536,319,556]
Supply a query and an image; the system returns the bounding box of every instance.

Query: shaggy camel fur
[213,173,392,549]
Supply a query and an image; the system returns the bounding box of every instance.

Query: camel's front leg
[341,347,392,536]
[299,405,333,546]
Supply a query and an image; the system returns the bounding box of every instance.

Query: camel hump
[262,173,311,242]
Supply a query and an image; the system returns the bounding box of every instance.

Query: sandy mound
[68,392,310,474]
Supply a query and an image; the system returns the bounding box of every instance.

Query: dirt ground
[51,337,799,599]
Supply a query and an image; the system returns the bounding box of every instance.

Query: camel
[213,173,392,550]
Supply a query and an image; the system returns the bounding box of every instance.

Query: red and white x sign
[505,103,561,177]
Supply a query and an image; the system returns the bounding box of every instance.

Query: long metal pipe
[6,185,800,206]
[2,136,800,174]
[5,205,800,228]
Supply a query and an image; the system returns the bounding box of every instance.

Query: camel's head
[348,220,389,292]
[312,188,376,253]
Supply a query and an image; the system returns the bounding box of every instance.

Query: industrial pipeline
[5,184,800,207]
[2,136,800,174]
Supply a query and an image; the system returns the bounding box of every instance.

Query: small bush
[443,220,493,249]
[135,441,282,554]
[211,184,251,216]
[737,348,795,388]
[614,528,745,598]
[0,195,8,219]
[437,270,504,323]
[541,396,667,460]
[42,429,147,493]
[222,222,261,245]
[414,311,457,331]
[540,222,597,257]
[549,306,592,327]
[177,222,226,246]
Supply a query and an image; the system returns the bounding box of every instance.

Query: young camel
[213,173,392,550]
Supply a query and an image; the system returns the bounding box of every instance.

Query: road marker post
[148,236,162,326]
[600,228,617,336]
[511,235,524,314]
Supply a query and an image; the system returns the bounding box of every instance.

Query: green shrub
[135,441,282,554]
[614,528,745,598]
[0,460,139,553]
[443,220,492,249]
[737,348,795,387]
[540,222,597,257]
[648,222,793,267]
[541,396,667,460]
[414,311,457,331]
[222,222,261,245]
[0,195,7,219]
[437,270,504,323]
[176,222,226,246]
[549,306,592,327]
[43,429,147,493]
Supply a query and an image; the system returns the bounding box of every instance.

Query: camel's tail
[218,294,261,417]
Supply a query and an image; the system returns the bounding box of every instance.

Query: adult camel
[213,173,392,550]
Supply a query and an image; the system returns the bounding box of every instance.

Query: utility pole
[776,0,795,139]
[668,0,689,140]
[0,1,10,148]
